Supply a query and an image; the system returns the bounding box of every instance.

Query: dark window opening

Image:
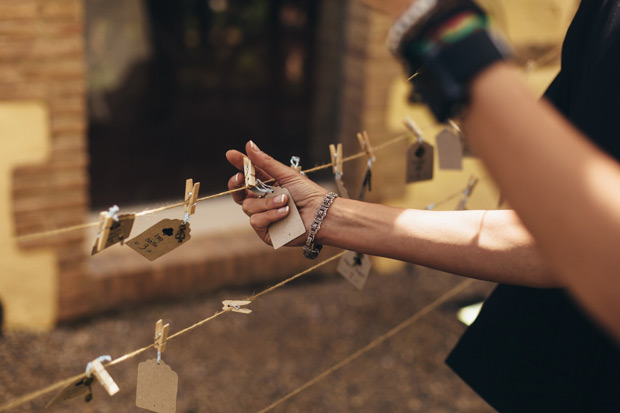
[87,0,323,208]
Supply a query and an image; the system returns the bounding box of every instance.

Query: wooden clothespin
[222,300,252,314]
[356,131,376,164]
[329,143,343,177]
[154,319,169,364]
[404,116,424,142]
[87,356,119,396]
[244,156,256,187]
[95,205,120,253]
[184,179,200,220]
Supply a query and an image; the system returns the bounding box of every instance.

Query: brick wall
[338,1,406,202]
[0,0,90,321]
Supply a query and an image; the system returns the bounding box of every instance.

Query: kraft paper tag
[127,219,191,261]
[91,213,136,255]
[337,251,371,290]
[136,359,178,413]
[436,128,463,170]
[267,187,306,250]
[46,376,94,407]
[406,141,434,183]
[335,177,350,199]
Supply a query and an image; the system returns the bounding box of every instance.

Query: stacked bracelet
[303,192,338,259]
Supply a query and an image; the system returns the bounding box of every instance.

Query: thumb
[246,141,299,184]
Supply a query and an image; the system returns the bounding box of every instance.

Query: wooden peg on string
[222,300,252,314]
[184,179,200,218]
[329,143,343,177]
[404,116,424,141]
[243,156,256,187]
[357,131,376,163]
[95,211,114,253]
[154,319,170,364]
[88,356,120,396]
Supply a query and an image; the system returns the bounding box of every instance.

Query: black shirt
[446,1,620,412]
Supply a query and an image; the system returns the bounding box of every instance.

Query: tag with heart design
[406,141,434,183]
[127,219,191,261]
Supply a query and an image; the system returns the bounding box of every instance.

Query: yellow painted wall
[0,102,57,330]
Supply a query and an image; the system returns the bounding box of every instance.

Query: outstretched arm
[226,142,555,287]
[463,62,620,338]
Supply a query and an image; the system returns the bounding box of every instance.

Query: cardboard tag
[267,187,306,249]
[136,359,178,413]
[127,219,191,261]
[358,167,372,201]
[436,128,463,170]
[91,213,136,255]
[46,376,94,407]
[335,177,350,199]
[337,251,371,290]
[406,141,434,183]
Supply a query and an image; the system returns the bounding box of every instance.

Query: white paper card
[267,187,306,249]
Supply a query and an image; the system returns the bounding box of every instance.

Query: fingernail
[276,194,286,204]
[250,140,260,152]
[277,206,289,214]
[235,173,239,184]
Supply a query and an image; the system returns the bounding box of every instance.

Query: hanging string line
[258,278,476,413]
[0,251,346,412]
[13,133,412,243]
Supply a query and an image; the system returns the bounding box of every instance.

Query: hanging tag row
[137,319,179,413]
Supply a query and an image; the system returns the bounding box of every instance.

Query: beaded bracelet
[303,192,338,259]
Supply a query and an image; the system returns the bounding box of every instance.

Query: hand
[226,141,328,247]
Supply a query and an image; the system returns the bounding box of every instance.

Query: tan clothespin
[404,116,424,142]
[222,300,252,314]
[329,143,343,177]
[154,319,169,364]
[357,131,376,164]
[244,156,256,187]
[183,179,200,223]
[86,356,119,396]
[95,205,120,253]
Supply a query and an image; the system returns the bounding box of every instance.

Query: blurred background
[0,0,578,411]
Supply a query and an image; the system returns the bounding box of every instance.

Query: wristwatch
[387,0,508,121]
